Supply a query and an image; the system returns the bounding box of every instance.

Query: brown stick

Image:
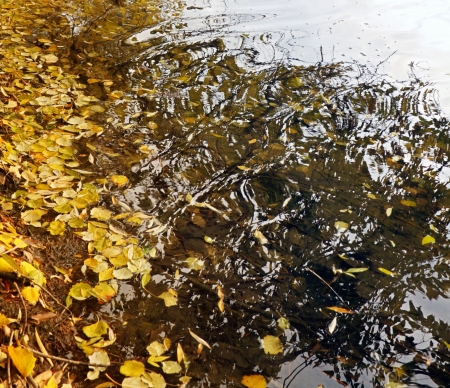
[22,346,116,367]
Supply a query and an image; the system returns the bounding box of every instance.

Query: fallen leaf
[277,317,290,330]
[162,361,182,374]
[327,306,355,314]
[422,235,435,245]
[328,316,338,334]
[378,267,396,277]
[241,374,267,388]
[120,360,145,377]
[188,329,212,350]
[401,199,416,207]
[83,321,109,338]
[261,335,282,355]
[158,291,178,307]
[22,286,40,305]
[8,346,36,377]
[334,221,349,231]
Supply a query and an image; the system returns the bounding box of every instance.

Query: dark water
[44,0,450,386]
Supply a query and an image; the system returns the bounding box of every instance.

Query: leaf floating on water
[386,207,393,217]
[120,360,145,377]
[422,235,435,245]
[8,346,36,377]
[158,291,178,307]
[162,361,182,374]
[188,329,212,350]
[327,306,355,314]
[378,267,396,277]
[185,257,204,271]
[254,230,268,245]
[282,196,292,208]
[261,335,283,355]
[344,267,368,273]
[237,165,251,171]
[430,224,438,233]
[204,236,213,244]
[83,320,109,338]
[277,317,290,330]
[185,193,193,203]
[111,175,129,187]
[367,193,377,200]
[90,207,113,221]
[241,374,267,388]
[328,316,338,334]
[401,199,416,207]
[334,221,349,231]
[122,377,149,388]
[147,341,166,357]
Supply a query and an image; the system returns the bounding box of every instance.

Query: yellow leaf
[188,329,212,350]
[254,230,268,245]
[162,361,181,374]
[22,287,40,305]
[8,346,36,377]
[277,317,290,330]
[177,344,184,364]
[422,235,435,245]
[147,341,166,357]
[158,291,178,307]
[120,360,145,377]
[378,267,396,277]
[83,321,109,338]
[386,207,393,217]
[147,355,170,367]
[334,221,349,231]
[204,236,213,244]
[90,207,113,221]
[47,220,66,235]
[261,335,283,355]
[401,199,416,207]
[241,374,267,388]
[111,175,129,187]
[43,375,58,388]
[0,314,16,326]
[327,306,355,314]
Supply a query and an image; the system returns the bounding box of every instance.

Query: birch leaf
[241,375,267,388]
[83,321,109,338]
[120,360,145,377]
[161,361,181,374]
[158,291,178,307]
[422,235,435,245]
[8,346,36,377]
[22,287,40,305]
[261,335,282,355]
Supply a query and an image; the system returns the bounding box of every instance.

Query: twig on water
[305,267,346,305]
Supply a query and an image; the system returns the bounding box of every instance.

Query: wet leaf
[277,317,290,330]
[334,221,349,231]
[401,199,416,207]
[204,236,213,244]
[120,360,145,377]
[111,175,129,186]
[161,361,182,374]
[422,235,435,245]
[69,283,93,300]
[386,207,393,217]
[147,341,166,357]
[185,257,204,270]
[241,375,267,388]
[122,377,149,388]
[83,320,109,338]
[147,355,170,367]
[261,335,282,355]
[113,268,134,279]
[378,267,396,277]
[328,316,338,334]
[91,207,113,221]
[0,314,17,326]
[148,372,166,388]
[177,344,184,364]
[345,267,368,273]
[254,230,268,245]
[188,329,212,350]
[327,306,355,314]
[87,350,110,380]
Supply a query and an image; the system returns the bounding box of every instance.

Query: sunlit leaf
[141,273,151,287]
[158,291,178,307]
[254,230,268,245]
[177,344,184,364]
[113,268,133,279]
[8,346,36,377]
[147,355,170,367]
[120,360,145,377]
[422,235,435,245]
[93,282,116,304]
[162,361,181,374]
[261,335,282,355]
[241,375,267,388]
[0,314,17,326]
[327,306,355,314]
[344,267,368,273]
[83,320,109,338]
[204,236,213,244]
[69,283,93,300]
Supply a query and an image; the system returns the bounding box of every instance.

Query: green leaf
[261,335,283,355]
[422,235,435,245]
[120,360,145,377]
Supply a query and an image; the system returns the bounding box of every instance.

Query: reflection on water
[51,0,450,386]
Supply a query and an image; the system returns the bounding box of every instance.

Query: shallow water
[44,0,450,386]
